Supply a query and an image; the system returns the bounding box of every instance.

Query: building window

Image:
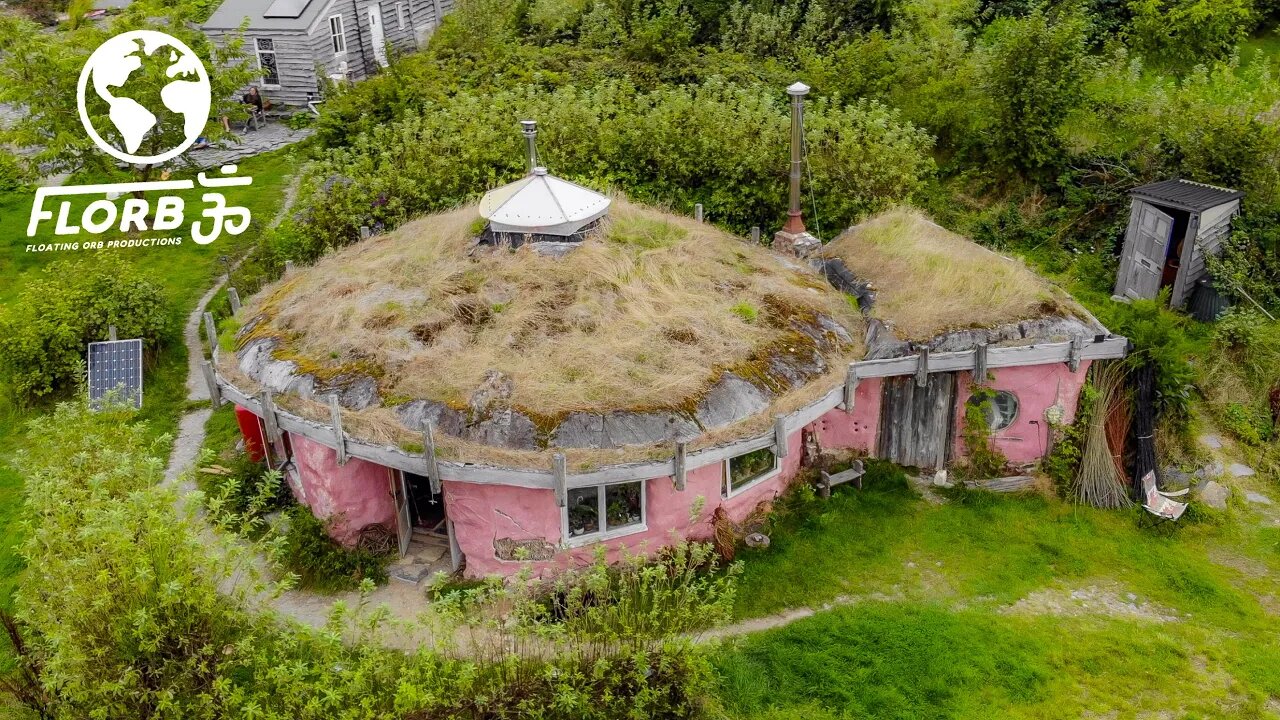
[396,1,406,28]
[329,15,346,55]
[724,447,780,496]
[255,38,280,87]
[564,480,644,543]
[970,390,1019,431]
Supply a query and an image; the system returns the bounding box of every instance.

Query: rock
[389,564,431,584]
[1196,480,1231,510]
[816,313,855,345]
[1245,491,1274,506]
[694,373,772,429]
[1195,462,1224,480]
[397,399,468,437]
[1199,433,1224,450]
[864,319,909,360]
[765,346,826,390]
[469,370,514,414]
[554,411,701,449]
[1228,463,1256,478]
[744,532,770,548]
[1162,466,1193,490]
[334,374,380,410]
[467,407,539,450]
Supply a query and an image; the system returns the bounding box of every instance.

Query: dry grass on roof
[245,197,863,416]
[822,208,1081,341]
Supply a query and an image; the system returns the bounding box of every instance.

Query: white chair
[1140,471,1188,523]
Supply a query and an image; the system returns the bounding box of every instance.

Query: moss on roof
[821,208,1084,341]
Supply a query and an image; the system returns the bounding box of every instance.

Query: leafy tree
[1128,0,1254,66]
[0,2,256,184]
[982,7,1093,173]
[0,256,169,403]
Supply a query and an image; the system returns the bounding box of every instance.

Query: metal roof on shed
[1130,178,1243,212]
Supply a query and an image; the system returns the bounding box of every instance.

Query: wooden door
[877,373,957,470]
[1122,202,1173,300]
[390,469,412,557]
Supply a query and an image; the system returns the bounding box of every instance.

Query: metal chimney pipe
[783,82,809,235]
[520,120,538,174]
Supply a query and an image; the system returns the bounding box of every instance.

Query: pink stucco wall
[289,433,398,546]
[950,361,1091,465]
[812,376,882,454]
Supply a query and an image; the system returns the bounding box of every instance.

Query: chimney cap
[786,81,810,97]
[520,119,537,135]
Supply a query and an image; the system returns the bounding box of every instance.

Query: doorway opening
[1154,203,1190,292]
[404,471,448,539]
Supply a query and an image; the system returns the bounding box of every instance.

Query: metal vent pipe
[520,120,538,174]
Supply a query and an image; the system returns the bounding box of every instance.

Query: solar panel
[264,0,312,18]
[87,339,144,410]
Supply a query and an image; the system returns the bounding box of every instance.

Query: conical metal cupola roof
[478,167,611,236]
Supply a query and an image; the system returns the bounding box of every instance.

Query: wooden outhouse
[1114,179,1243,308]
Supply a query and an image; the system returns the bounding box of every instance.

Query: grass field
[712,463,1280,719]
[0,148,299,652]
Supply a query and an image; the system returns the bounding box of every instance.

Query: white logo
[76,30,211,164]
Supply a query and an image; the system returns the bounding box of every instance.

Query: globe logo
[76,30,211,165]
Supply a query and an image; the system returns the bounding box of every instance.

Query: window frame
[987,390,1020,432]
[254,38,281,88]
[329,14,347,56]
[561,479,647,547]
[722,445,782,498]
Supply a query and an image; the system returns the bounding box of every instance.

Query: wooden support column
[203,312,218,359]
[915,347,930,387]
[751,226,761,244]
[1068,336,1083,373]
[423,421,441,494]
[259,390,280,444]
[227,287,242,314]
[552,452,567,507]
[974,342,988,381]
[774,415,789,457]
[673,441,687,491]
[328,395,347,466]
[108,325,118,341]
[843,364,859,413]
[694,204,704,223]
[200,360,221,407]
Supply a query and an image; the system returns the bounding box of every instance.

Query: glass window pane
[605,482,642,530]
[729,448,776,489]
[566,486,600,537]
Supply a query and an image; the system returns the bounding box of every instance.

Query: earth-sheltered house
[208,131,1128,579]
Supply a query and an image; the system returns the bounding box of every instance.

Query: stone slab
[1195,480,1231,510]
[1198,433,1224,450]
[1245,491,1273,506]
[1228,463,1256,478]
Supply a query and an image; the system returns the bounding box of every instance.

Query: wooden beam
[674,441,687,491]
[552,452,567,507]
[774,415,788,457]
[328,394,347,466]
[200,360,221,407]
[259,390,280,444]
[843,364,859,413]
[915,347,929,387]
[227,287,242,314]
[973,342,988,381]
[423,421,441,494]
[1067,336,1083,373]
[203,312,218,360]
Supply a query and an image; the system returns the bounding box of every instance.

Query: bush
[202,455,293,535]
[0,256,170,403]
[1098,295,1199,428]
[277,505,390,591]
[1128,0,1253,66]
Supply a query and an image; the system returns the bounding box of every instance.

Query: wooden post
[203,312,218,359]
[200,360,221,407]
[108,325,118,341]
[915,347,929,388]
[328,394,347,466]
[843,364,859,413]
[284,260,295,276]
[228,287,242,314]
[552,452,567,507]
[973,342,988,381]
[819,470,832,499]
[694,204,703,223]
[751,226,761,244]
[360,225,371,240]
[423,421,441,494]
[1068,336,1083,373]
[774,415,789,457]
[674,441,687,491]
[259,390,280,444]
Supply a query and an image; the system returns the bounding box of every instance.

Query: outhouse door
[1121,203,1174,300]
[389,468,412,556]
[877,373,957,471]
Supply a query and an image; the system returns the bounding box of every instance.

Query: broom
[1073,363,1133,509]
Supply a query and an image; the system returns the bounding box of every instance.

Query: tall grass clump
[1072,363,1132,509]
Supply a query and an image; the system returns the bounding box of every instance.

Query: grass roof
[237,198,863,421]
[821,208,1082,341]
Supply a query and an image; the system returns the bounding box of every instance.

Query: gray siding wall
[310,0,368,82]
[1179,199,1240,306]
[206,28,318,108]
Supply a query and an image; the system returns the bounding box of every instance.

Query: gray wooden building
[1114,179,1243,309]
[202,0,453,107]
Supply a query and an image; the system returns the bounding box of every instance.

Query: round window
[986,391,1019,431]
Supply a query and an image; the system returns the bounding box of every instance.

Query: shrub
[1222,402,1274,446]
[0,256,169,403]
[277,505,390,591]
[1098,295,1198,428]
[1128,0,1253,66]
[202,455,293,535]
[959,384,1010,478]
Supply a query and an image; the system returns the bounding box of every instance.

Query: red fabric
[235,405,267,463]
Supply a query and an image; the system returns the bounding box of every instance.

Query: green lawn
[0,148,299,648]
[713,464,1280,719]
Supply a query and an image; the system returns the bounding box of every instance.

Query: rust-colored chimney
[773,82,820,258]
